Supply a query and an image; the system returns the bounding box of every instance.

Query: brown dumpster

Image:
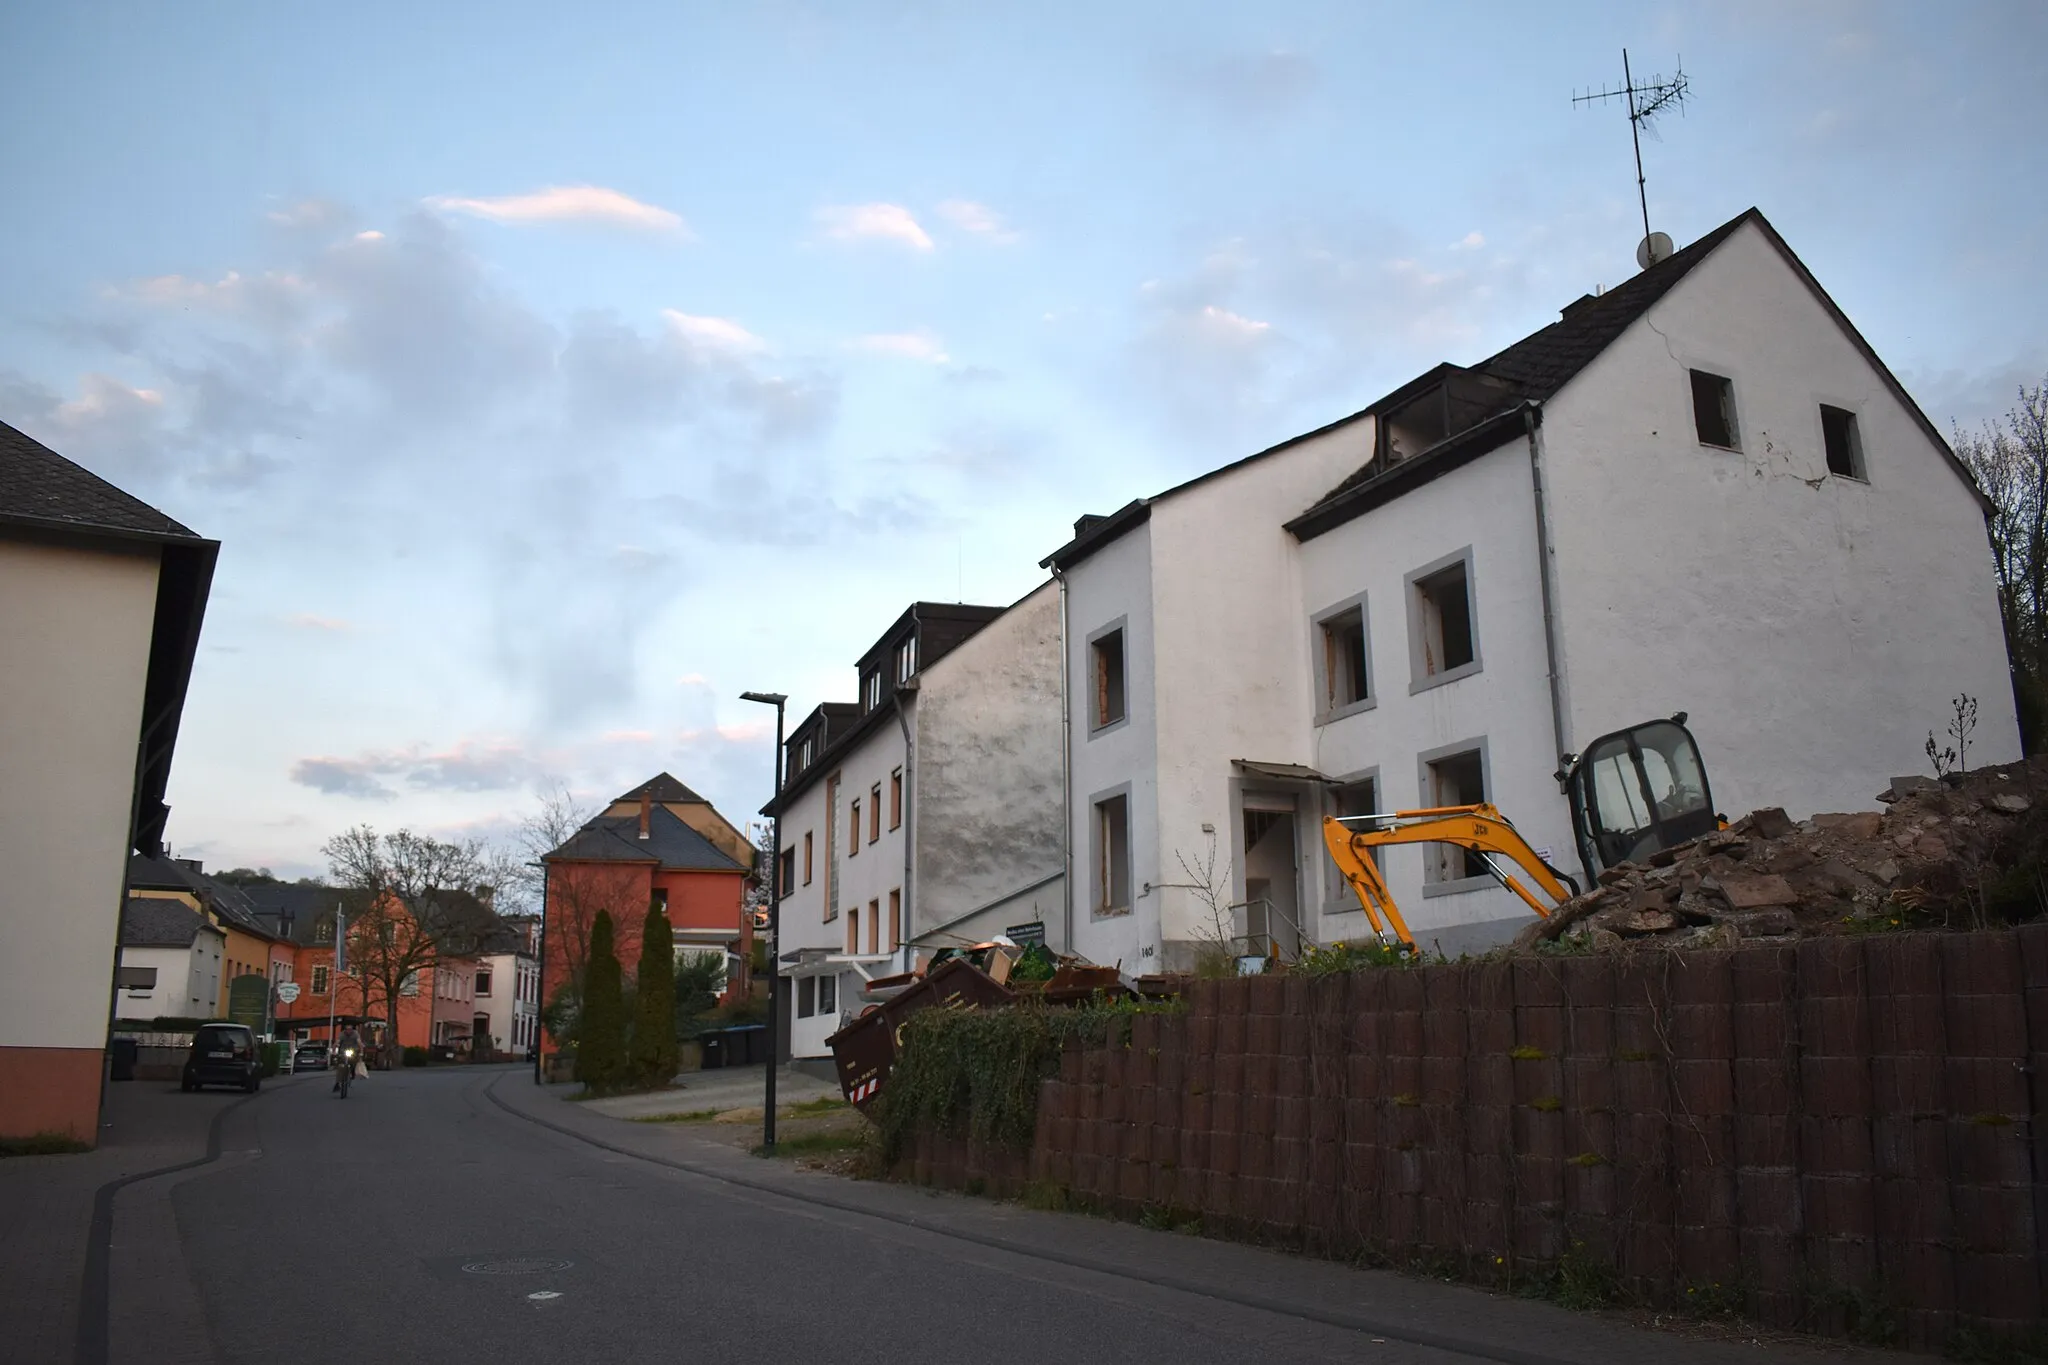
[826,958,1014,1111]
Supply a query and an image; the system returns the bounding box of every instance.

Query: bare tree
[322,826,495,1063]
[1957,377,2048,749]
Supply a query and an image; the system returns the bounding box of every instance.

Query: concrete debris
[1514,757,2048,956]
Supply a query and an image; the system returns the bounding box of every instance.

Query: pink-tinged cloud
[661,310,768,354]
[427,185,688,233]
[936,199,1020,243]
[816,203,934,251]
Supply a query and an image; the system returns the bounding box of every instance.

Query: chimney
[638,790,651,840]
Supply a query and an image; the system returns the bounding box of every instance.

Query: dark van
[181,1023,262,1093]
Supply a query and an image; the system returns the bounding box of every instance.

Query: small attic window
[1690,370,1739,449]
[1820,405,1865,480]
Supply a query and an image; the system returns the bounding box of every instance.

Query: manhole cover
[462,1257,574,1276]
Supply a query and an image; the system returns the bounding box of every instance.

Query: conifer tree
[630,900,678,1086]
[576,910,627,1092]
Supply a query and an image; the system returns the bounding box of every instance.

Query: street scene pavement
[7,1064,1927,1365]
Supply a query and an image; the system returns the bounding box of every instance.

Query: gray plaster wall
[912,581,1067,947]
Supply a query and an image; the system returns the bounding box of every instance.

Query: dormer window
[798,736,814,770]
[895,635,918,683]
[862,670,883,710]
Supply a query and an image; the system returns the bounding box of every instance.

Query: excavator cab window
[1567,719,1715,877]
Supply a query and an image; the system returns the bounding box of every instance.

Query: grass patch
[631,1108,722,1124]
[0,1132,90,1157]
[784,1096,848,1117]
[753,1128,868,1159]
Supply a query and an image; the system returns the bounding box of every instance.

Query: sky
[3,2,2044,881]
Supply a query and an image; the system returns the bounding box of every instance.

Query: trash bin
[699,1030,728,1070]
[733,1024,766,1065]
[109,1036,138,1082]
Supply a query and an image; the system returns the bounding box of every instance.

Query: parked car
[182,1023,261,1093]
[293,1040,330,1072]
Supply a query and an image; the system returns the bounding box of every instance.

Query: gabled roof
[129,855,284,941]
[1288,207,1983,540]
[121,896,218,948]
[614,772,707,805]
[241,883,346,943]
[544,802,748,874]
[0,419,206,543]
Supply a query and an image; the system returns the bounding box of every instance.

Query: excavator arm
[1321,804,1580,951]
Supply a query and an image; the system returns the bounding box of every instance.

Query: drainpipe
[893,685,915,976]
[1523,404,1572,784]
[1050,565,1074,954]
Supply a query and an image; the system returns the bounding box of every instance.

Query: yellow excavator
[1322,716,1717,950]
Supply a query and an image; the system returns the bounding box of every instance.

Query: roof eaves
[1286,405,1537,542]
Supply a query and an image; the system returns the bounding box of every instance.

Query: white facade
[774,589,1067,1059]
[473,952,540,1055]
[115,924,226,1021]
[1054,210,2019,966]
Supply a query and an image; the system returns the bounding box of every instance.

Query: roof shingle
[0,419,204,541]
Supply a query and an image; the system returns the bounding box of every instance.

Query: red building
[540,775,754,1051]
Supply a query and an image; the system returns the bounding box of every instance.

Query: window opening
[889,769,903,829]
[870,784,881,842]
[895,636,918,682]
[1821,405,1864,479]
[863,670,883,710]
[1691,370,1738,448]
[802,831,813,885]
[1426,750,1488,881]
[797,976,816,1018]
[475,970,493,997]
[867,898,880,953]
[846,909,859,953]
[1091,629,1127,729]
[849,799,861,856]
[818,973,837,1015]
[888,889,901,951]
[1415,561,1475,678]
[1320,606,1369,712]
[1094,794,1131,914]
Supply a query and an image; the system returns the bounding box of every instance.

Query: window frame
[1089,782,1134,918]
[895,635,918,683]
[1689,368,1741,450]
[889,768,903,830]
[867,897,880,954]
[862,670,883,711]
[1086,617,1130,738]
[1819,402,1867,482]
[1406,546,1482,694]
[848,798,861,857]
[311,964,330,996]
[1416,736,1495,897]
[870,783,882,842]
[802,831,813,885]
[1322,769,1382,910]
[778,848,796,895]
[818,973,837,1015]
[888,888,901,951]
[797,975,816,1018]
[1310,590,1375,724]
[474,969,493,998]
[846,908,859,954]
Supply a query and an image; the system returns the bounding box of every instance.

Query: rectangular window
[863,670,882,710]
[1326,776,1381,902]
[849,799,861,857]
[779,848,796,895]
[869,784,881,842]
[1424,747,1489,884]
[799,736,814,769]
[825,776,840,914]
[889,768,903,829]
[1091,627,1127,731]
[888,888,901,951]
[475,969,493,997]
[1093,793,1132,915]
[312,965,330,996]
[895,636,917,683]
[1314,597,1371,719]
[1691,369,1738,448]
[1821,404,1864,479]
[864,898,878,954]
[116,965,157,990]
[802,831,814,885]
[818,973,837,1015]
[401,969,421,997]
[846,909,859,954]
[797,975,816,1018]
[1410,551,1479,689]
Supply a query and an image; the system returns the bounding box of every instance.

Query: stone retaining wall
[900,929,2048,1351]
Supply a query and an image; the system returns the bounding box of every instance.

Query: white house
[115,898,225,1022]
[473,916,541,1058]
[0,420,216,1142]
[1044,207,2018,969]
[768,590,1066,1062]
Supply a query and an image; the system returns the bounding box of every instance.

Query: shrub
[630,902,679,1087]
[577,911,628,1092]
[402,1046,429,1067]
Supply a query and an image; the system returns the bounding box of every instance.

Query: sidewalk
[488,1072,1915,1365]
[0,1078,252,1365]
[567,1063,839,1121]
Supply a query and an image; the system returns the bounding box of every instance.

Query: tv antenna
[1573,49,1690,264]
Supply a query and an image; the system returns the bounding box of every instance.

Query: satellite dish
[1637,231,1674,270]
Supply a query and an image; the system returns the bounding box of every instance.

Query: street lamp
[739,690,787,1153]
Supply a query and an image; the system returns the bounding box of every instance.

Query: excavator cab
[1564,717,1717,879]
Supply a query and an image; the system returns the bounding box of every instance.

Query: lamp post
[739,690,787,1153]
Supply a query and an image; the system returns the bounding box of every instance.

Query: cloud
[816,203,934,251]
[661,310,768,355]
[288,739,542,800]
[355,230,385,242]
[855,331,950,363]
[1451,231,1486,251]
[426,185,688,233]
[284,613,352,631]
[1196,305,1271,341]
[936,200,1020,243]
[115,269,313,329]
[266,199,346,231]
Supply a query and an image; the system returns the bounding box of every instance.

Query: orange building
[540,775,754,1051]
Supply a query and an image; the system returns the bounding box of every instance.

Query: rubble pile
[1516,756,2048,954]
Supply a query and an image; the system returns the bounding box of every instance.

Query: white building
[0,420,216,1142]
[768,591,1066,1061]
[473,916,541,1058]
[1045,207,2018,969]
[115,899,225,1021]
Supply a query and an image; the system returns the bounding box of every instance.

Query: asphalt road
[153,1067,1893,1365]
